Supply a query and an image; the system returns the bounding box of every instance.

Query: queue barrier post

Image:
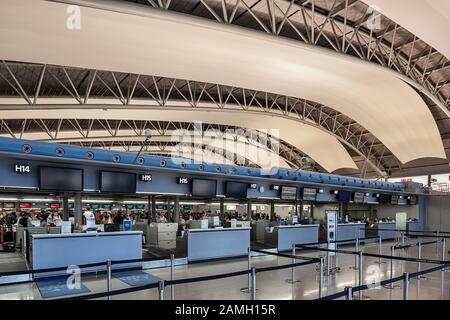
[403,272,410,300]
[287,244,300,284]
[248,247,252,291]
[158,280,165,300]
[345,286,353,300]
[384,245,400,289]
[351,238,359,270]
[358,251,363,300]
[436,231,440,252]
[417,242,427,280]
[376,236,384,264]
[441,238,446,264]
[319,256,324,299]
[170,254,175,300]
[106,259,112,301]
[251,267,257,300]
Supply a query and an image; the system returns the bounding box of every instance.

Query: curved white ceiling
[361,0,450,59]
[0,0,445,165]
[0,107,355,172]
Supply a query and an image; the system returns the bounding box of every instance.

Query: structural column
[270,200,275,222]
[62,194,69,222]
[219,198,225,223]
[151,195,156,222]
[174,196,180,223]
[247,199,252,221]
[74,192,82,229]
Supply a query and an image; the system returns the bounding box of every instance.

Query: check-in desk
[31,231,142,276]
[336,223,365,243]
[178,227,250,262]
[264,225,320,252]
[373,222,397,240]
[407,221,422,233]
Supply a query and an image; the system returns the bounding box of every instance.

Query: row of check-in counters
[14,221,422,277]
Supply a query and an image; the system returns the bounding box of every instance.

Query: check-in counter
[180,227,250,262]
[336,223,365,243]
[407,221,422,233]
[264,225,320,252]
[31,231,142,275]
[373,222,397,240]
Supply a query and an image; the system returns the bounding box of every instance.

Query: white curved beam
[0,0,444,163]
[0,106,357,172]
[2,129,292,169]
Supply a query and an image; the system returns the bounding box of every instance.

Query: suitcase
[2,242,15,252]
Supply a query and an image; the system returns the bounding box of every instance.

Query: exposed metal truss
[125,0,449,113]
[0,61,395,176]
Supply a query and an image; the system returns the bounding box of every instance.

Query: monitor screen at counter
[39,166,83,192]
[281,186,297,200]
[100,171,136,194]
[302,188,317,201]
[353,192,364,203]
[338,190,352,202]
[225,181,248,199]
[192,179,217,198]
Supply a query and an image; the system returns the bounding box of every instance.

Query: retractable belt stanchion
[107,259,112,301]
[319,257,324,299]
[417,242,427,280]
[251,267,257,300]
[403,272,410,300]
[170,254,175,300]
[375,236,385,264]
[287,244,300,284]
[351,238,359,270]
[384,245,400,289]
[358,251,363,300]
[345,286,353,300]
[158,280,165,300]
[241,247,252,293]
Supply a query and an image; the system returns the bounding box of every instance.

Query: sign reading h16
[15,164,30,174]
[177,177,189,184]
[139,174,152,182]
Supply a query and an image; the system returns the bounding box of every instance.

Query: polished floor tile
[0,238,448,300]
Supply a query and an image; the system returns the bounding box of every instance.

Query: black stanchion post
[251,267,256,300]
[159,280,165,300]
[170,254,175,300]
[107,259,112,301]
[403,272,410,300]
[319,256,324,299]
[345,286,353,300]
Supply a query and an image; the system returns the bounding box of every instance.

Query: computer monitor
[104,224,116,232]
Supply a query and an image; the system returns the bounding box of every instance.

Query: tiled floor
[0,238,448,300]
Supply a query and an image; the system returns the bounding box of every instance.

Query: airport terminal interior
[0,0,450,303]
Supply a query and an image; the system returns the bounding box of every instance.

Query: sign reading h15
[139,174,152,182]
[14,164,31,174]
